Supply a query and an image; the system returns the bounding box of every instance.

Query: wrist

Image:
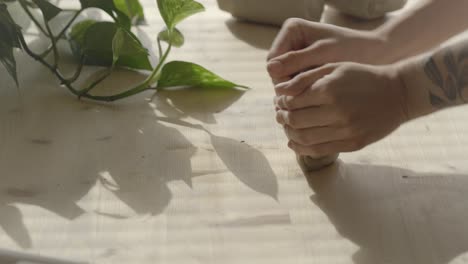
[383,63,411,124]
[394,58,440,120]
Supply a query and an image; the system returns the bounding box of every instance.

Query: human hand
[274,62,408,157]
[267,18,388,86]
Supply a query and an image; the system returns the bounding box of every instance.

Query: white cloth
[217,0,325,26]
[326,0,407,19]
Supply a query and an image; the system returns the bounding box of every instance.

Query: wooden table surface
[1,1,468,263]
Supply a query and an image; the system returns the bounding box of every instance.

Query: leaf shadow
[155,87,278,200]
[0,205,31,249]
[302,161,468,264]
[2,16,278,252]
[155,87,245,124]
[224,18,279,50]
[1,37,193,249]
[210,134,278,200]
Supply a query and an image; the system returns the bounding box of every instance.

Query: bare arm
[267,0,468,84]
[400,36,468,119]
[376,0,468,63]
[271,36,468,157]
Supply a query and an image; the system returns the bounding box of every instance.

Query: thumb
[267,41,334,80]
[274,65,336,97]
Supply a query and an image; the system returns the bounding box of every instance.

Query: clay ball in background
[326,0,407,19]
[217,0,325,26]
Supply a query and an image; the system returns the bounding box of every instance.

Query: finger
[284,125,349,146]
[274,65,335,96]
[267,40,335,80]
[288,139,364,158]
[267,18,306,61]
[276,106,335,129]
[272,76,291,88]
[276,78,336,111]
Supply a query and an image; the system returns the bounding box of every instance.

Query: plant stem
[44,22,59,67]
[157,37,163,58]
[19,34,81,96]
[66,55,85,83]
[18,0,49,37]
[79,44,173,101]
[62,8,81,12]
[40,9,83,58]
[78,69,112,98]
[20,32,175,102]
[56,10,82,40]
[147,43,172,85]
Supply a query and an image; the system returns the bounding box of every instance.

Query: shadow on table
[0,21,278,249]
[304,161,468,264]
[225,18,279,50]
[155,89,279,200]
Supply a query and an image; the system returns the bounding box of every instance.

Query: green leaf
[0,3,22,85]
[0,41,18,85]
[158,61,247,90]
[79,0,131,29]
[111,28,124,67]
[0,3,20,48]
[157,0,204,30]
[69,21,152,70]
[69,20,96,47]
[158,27,184,47]
[79,0,114,12]
[31,0,61,22]
[68,19,96,63]
[114,0,145,25]
[112,27,152,70]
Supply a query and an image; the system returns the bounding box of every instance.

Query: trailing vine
[0,0,247,102]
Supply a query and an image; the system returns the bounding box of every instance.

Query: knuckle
[313,41,332,53]
[283,51,299,63]
[283,18,302,29]
[293,72,308,84]
[326,62,340,70]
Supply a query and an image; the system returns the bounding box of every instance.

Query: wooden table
[1,1,467,263]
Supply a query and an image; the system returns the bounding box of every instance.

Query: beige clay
[217,0,325,26]
[326,0,407,19]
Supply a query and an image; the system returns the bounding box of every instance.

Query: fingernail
[267,60,283,75]
[279,110,288,124]
[276,110,285,125]
[273,96,280,107]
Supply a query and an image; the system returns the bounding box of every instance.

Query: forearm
[398,36,468,120]
[375,0,468,63]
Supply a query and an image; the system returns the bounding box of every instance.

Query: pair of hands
[267,19,408,157]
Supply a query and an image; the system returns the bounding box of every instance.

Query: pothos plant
[0,0,247,102]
